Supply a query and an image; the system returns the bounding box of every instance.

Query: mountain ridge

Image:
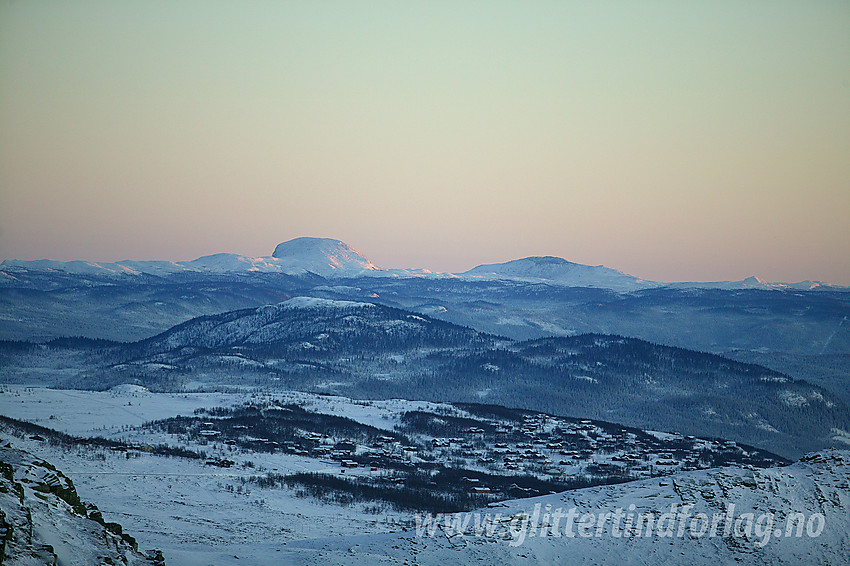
[5,299,848,458]
[2,237,843,291]
[460,255,656,292]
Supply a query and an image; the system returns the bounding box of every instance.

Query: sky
[1,1,848,284]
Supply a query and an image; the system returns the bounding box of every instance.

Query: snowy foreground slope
[0,442,162,565]
[280,450,850,566]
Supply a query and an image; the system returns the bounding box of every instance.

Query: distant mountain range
[2,237,842,291]
[0,237,379,279]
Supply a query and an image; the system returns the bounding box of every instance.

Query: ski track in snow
[820,315,848,354]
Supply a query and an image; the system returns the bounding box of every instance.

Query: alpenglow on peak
[271,237,379,273]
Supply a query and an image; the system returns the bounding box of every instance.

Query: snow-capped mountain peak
[460,256,657,292]
[271,237,379,275]
[1,239,844,291]
[0,238,381,279]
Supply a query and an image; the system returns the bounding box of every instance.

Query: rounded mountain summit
[271,237,379,276]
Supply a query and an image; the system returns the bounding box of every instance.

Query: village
[141,399,786,509]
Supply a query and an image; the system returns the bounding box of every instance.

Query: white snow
[2,386,846,566]
[0,387,434,565]
[280,451,850,566]
[459,256,657,292]
[3,239,845,291]
[0,444,157,565]
[108,384,152,394]
[279,297,374,310]
[668,276,836,291]
[779,391,810,407]
[0,238,381,280]
[831,428,850,446]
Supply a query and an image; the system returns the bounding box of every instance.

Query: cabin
[334,441,356,454]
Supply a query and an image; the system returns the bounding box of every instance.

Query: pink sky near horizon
[1,1,848,284]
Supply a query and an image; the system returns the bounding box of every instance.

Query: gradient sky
[1,1,848,283]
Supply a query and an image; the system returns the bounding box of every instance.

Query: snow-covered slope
[460,256,658,292]
[282,450,850,565]
[0,441,162,565]
[128,296,489,356]
[0,386,800,566]
[270,237,379,276]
